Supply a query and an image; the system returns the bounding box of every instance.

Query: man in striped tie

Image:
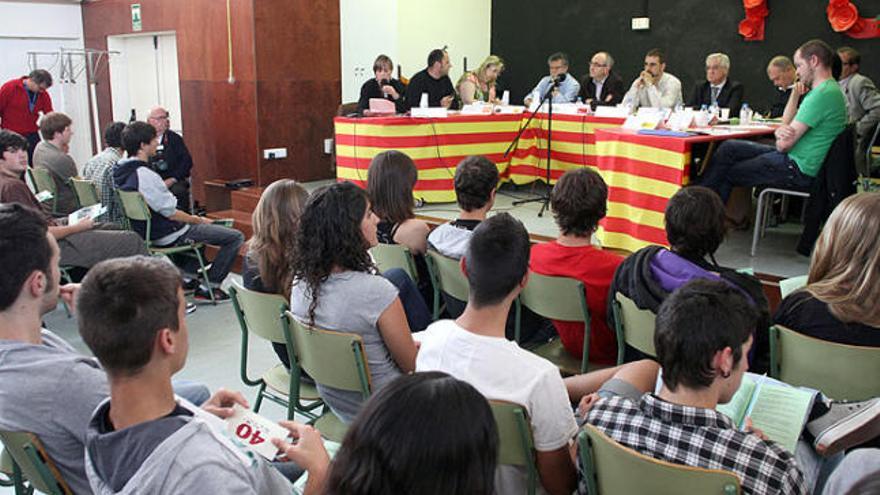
[688,53,744,113]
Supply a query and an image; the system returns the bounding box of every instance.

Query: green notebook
[717,373,816,453]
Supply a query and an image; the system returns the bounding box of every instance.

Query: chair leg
[253,383,267,413]
[192,249,216,305]
[751,189,769,257]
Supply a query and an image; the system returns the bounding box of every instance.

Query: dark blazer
[578,72,625,109]
[154,129,193,181]
[688,80,744,111]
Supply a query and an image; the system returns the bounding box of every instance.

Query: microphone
[379,79,391,86]
[552,72,568,84]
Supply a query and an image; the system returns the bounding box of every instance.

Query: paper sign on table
[226,404,289,460]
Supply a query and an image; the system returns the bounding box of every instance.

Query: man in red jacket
[0,69,54,164]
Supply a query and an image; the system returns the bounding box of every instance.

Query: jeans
[699,140,814,203]
[175,223,245,285]
[382,268,432,332]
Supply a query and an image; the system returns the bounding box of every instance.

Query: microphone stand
[504,76,561,217]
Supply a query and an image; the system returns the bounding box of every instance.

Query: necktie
[711,86,720,105]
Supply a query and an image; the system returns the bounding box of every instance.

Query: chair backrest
[229,283,289,344]
[370,243,418,282]
[425,250,469,301]
[770,325,880,401]
[490,401,537,495]
[70,179,100,208]
[519,272,588,322]
[116,189,151,222]
[579,424,740,495]
[282,311,372,397]
[30,167,56,195]
[612,292,657,363]
[0,431,71,495]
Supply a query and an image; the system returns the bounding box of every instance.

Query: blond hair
[806,193,880,327]
[477,55,504,82]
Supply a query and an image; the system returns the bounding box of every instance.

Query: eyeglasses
[590,62,608,67]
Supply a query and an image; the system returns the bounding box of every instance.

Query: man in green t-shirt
[700,39,847,203]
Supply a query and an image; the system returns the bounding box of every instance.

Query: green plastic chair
[70,179,100,208]
[0,430,72,495]
[611,292,657,364]
[578,424,740,495]
[516,272,594,375]
[0,448,14,487]
[491,401,538,495]
[282,311,372,442]
[770,325,880,401]
[370,243,418,282]
[425,250,469,320]
[30,167,60,215]
[229,283,324,421]
[116,189,215,304]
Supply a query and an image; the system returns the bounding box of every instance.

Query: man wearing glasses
[688,53,744,113]
[622,48,682,110]
[0,69,54,165]
[147,106,194,212]
[578,51,625,110]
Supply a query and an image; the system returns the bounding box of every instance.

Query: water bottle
[501,90,510,106]
[708,102,719,120]
[740,103,752,125]
[419,92,429,109]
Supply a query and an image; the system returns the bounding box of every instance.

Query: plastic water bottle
[740,103,752,125]
[419,92,429,109]
[708,102,719,120]
[501,90,510,106]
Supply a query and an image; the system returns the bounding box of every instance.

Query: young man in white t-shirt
[416,213,578,495]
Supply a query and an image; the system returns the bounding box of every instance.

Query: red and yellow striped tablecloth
[334,113,625,203]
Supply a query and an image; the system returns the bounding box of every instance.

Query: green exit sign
[131,4,142,32]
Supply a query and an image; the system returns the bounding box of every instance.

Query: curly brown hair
[291,182,376,326]
[549,168,607,237]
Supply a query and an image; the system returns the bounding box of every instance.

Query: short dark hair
[78,256,182,377]
[550,168,607,237]
[367,150,417,224]
[39,112,71,141]
[798,39,835,69]
[646,48,666,64]
[655,279,756,391]
[548,52,570,66]
[28,69,52,88]
[837,46,860,66]
[0,130,28,155]
[665,186,726,260]
[428,48,447,68]
[326,372,498,495]
[103,122,126,149]
[0,204,52,311]
[454,156,498,212]
[465,213,530,308]
[373,54,393,73]
[121,121,157,156]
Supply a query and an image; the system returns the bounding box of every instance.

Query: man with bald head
[578,51,625,109]
[766,56,797,118]
[147,106,193,212]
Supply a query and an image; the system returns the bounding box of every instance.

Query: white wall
[339,0,492,102]
[0,0,92,166]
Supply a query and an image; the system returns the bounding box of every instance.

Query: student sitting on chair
[416,213,578,495]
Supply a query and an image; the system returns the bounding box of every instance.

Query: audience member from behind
[457,55,505,105]
[0,129,147,269]
[609,186,770,369]
[688,52,744,112]
[278,372,499,495]
[530,169,623,366]
[147,106,193,212]
[578,51,625,109]
[582,279,807,494]
[524,52,580,106]
[774,193,880,347]
[242,179,309,368]
[33,111,79,214]
[0,69,53,163]
[78,256,298,494]
[367,150,430,254]
[427,155,499,259]
[622,48,683,110]
[417,213,578,495]
[290,182,418,422]
[115,121,244,303]
[357,54,406,114]
[83,121,127,225]
[766,55,798,118]
[404,48,457,110]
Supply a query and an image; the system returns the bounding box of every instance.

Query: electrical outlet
[263,148,287,160]
[324,138,334,155]
[631,17,650,30]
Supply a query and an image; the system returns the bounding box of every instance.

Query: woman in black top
[774,193,880,347]
[357,54,406,114]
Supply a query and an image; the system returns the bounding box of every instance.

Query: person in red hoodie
[0,69,53,165]
[530,168,624,366]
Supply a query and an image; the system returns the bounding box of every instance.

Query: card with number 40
[225,404,289,460]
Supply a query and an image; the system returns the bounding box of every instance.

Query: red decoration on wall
[739,0,769,41]
[827,0,880,38]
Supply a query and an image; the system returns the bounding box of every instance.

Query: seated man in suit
[622,48,682,110]
[523,52,580,107]
[836,46,880,173]
[688,52,744,112]
[578,51,625,109]
[766,55,797,118]
[147,106,193,212]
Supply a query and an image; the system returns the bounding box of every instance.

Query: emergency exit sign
[131,4,142,32]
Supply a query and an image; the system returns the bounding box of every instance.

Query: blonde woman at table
[457,55,504,105]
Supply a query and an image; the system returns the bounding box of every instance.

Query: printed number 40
[236,423,266,445]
